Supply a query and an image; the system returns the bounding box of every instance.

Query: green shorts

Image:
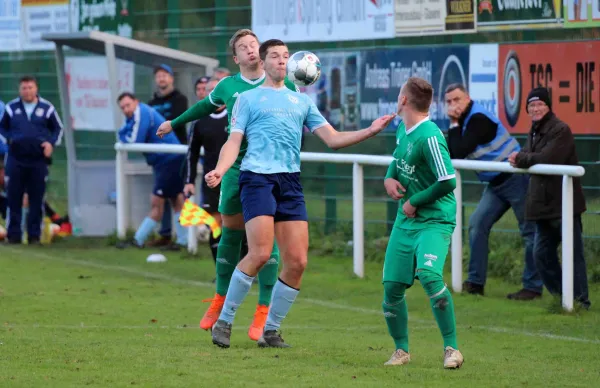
[383,226,452,286]
[218,167,242,215]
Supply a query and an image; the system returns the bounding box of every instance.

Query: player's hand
[402,200,417,218]
[183,183,195,197]
[41,141,53,157]
[205,170,223,188]
[369,113,397,134]
[508,151,519,167]
[156,121,173,138]
[384,178,405,200]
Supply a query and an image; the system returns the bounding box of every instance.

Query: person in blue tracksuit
[0,76,63,244]
[115,92,188,250]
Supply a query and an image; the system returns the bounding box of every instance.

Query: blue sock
[21,207,28,235]
[134,217,158,246]
[219,268,255,324]
[173,211,188,245]
[264,279,299,332]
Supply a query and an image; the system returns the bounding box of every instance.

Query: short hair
[259,39,286,60]
[117,92,137,103]
[229,29,259,56]
[214,67,231,75]
[195,76,209,88]
[445,83,468,95]
[19,75,37,86]
[403,77,433,113]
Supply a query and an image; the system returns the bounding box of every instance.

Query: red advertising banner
[499,42,600,134]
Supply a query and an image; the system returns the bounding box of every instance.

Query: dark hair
[229,29,259,56]
[117,92,137,103]
[195,76,209,88]
[445,83,468,95]
[403,77,434,113]
[259,39,286,60]
[19,75,37,86]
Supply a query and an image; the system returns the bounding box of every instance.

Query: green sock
[419,270,458,350]
[383,281,409,352]
[215,227,245,296]
[257,241,280,306]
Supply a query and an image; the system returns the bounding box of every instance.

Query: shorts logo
[424,260,434,267]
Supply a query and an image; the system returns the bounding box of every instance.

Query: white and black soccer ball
[287,51,321,87]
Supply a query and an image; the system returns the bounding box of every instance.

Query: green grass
[2,239,600,387]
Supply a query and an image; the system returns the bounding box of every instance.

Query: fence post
[352,162,364,278]
[187,195,198,254]
[451,170,463,293]
[562,175,574,311]
[116,148,126,239]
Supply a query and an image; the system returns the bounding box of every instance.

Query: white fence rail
[115,143,585,311]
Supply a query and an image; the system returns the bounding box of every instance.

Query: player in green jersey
[382,77,464,369]
[156,29,298,342]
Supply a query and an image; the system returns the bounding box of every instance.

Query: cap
[154,64,174,76]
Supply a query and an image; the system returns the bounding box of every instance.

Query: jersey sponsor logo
[397,159,415,175]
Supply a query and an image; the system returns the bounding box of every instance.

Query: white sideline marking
[4,247,600,345]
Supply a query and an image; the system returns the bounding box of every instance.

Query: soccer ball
[287,51,321,87]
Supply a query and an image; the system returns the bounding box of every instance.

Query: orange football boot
[199,294,225,330]
[248,304,269,341]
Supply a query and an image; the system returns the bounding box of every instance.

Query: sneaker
[115,239,143,249]
[146,236,172,247]
[211,319,232,348]
[384,349,411,366]
[199,294,226,330]
[462,281,484,296]
[443,346,464,369]
[257,330,290,348]
[160,242,183,252]
[248,305,269,341]
[507,288,542,301]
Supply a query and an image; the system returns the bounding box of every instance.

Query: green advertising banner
[78,0,133,38]
[563,0,600,27]
[476,0,562,30]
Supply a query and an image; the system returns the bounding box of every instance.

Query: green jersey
[172,72,298,169]
[385,118,456,231]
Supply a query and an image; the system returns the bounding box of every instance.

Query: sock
[419,270,458,350]
[383,281,409,352]
[21,207,28,235]
[257,241,280,306]
[264,278,299,332]
[209,233,221,264]
[219,268,255,324]
[215,227,246,296]
[134,217,158,246]
[173,211,188,245]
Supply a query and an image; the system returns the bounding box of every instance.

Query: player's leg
[24,164,48,244]
[382,226,415,366]
[5,162,26,243]
[130,193,164,248]
[415,229,463,369]
[202,182,222,265]
[170,193,188,247]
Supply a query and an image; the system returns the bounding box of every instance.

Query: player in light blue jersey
[205,39,395,348]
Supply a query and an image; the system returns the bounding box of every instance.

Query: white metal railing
[114,143,585,311]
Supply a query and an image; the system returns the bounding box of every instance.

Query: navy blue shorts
[152,156,184,199]
[239,171,307,223]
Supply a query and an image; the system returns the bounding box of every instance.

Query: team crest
[287,94,299,104]
[35,108,44,117]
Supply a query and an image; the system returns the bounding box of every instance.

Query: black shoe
[507,288,542,301]
[6,238,21,245]
[115,239,143,249]
[257,330,291,348]
[212,319,232,348]
[28,238,41,246]
[463,281,484,296]
[160,243,183,252]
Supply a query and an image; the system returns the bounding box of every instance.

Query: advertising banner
[476,0,562,30]
[65,56,135,131]
[395,0,476,36]
[77,0,133,38]
[0,0,21,52]
[251,0,395,43]
[360,46,470,131]
[563,0,600,27]
[469,44,499,116]
[20,0,72,51]
[498,42,600,134]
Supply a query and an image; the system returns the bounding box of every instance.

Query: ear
[233,55,240,65]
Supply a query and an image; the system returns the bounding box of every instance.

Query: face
[445,88,470,118]
[233,35,260,68]
[19,81,38,102]
[263,45,288,82]
[527,100,550,122]
[154,70,173,90]
[195,81,207,100]
[119,96,138,118]
[397,86,408,117]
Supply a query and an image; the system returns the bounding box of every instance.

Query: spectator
[148,63,189,247]
[213,67,231,80]
[0,76,63,244]
[445,83,542,300]
[509,87,590,309]
[195,76,209,101]
[116,92,188,250]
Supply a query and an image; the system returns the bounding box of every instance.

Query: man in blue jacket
[115,92,188,249]
[0,76,63,244]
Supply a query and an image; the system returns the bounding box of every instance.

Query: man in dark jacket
[509,87,590,309]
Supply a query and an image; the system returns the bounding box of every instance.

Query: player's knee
[417,269,445,298]
[283,250,307,276]
[249,245,273,267]
[383,281,406,305]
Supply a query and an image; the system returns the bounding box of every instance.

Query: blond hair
[229,29,259,56]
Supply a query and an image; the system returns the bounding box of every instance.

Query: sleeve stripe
[438,174,456,181]
[208,93,222,107]
[127,106,141,143]
[427,137,446,178]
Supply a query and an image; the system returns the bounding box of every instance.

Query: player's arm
[514,122,574,168]
[46,104,64,146]
[118,106,147,144]
[213,133,243,177]
[0,109,10,146]
[186,123,202,184]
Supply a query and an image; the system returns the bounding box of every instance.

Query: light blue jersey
[230,85,328,174]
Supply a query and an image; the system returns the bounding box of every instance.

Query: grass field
[2,239,600,387]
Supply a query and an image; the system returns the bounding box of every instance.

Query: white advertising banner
[468,44,499,116]
[0,0,21,52]
[20,0,71,51]
[251,0,395,42]
[65,56,135,131]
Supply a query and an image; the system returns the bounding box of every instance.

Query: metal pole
[116,149,126,238]
[562,175,574,311]
[104,42,122,135]
[451,170,463,292]
[352,162,364,278]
